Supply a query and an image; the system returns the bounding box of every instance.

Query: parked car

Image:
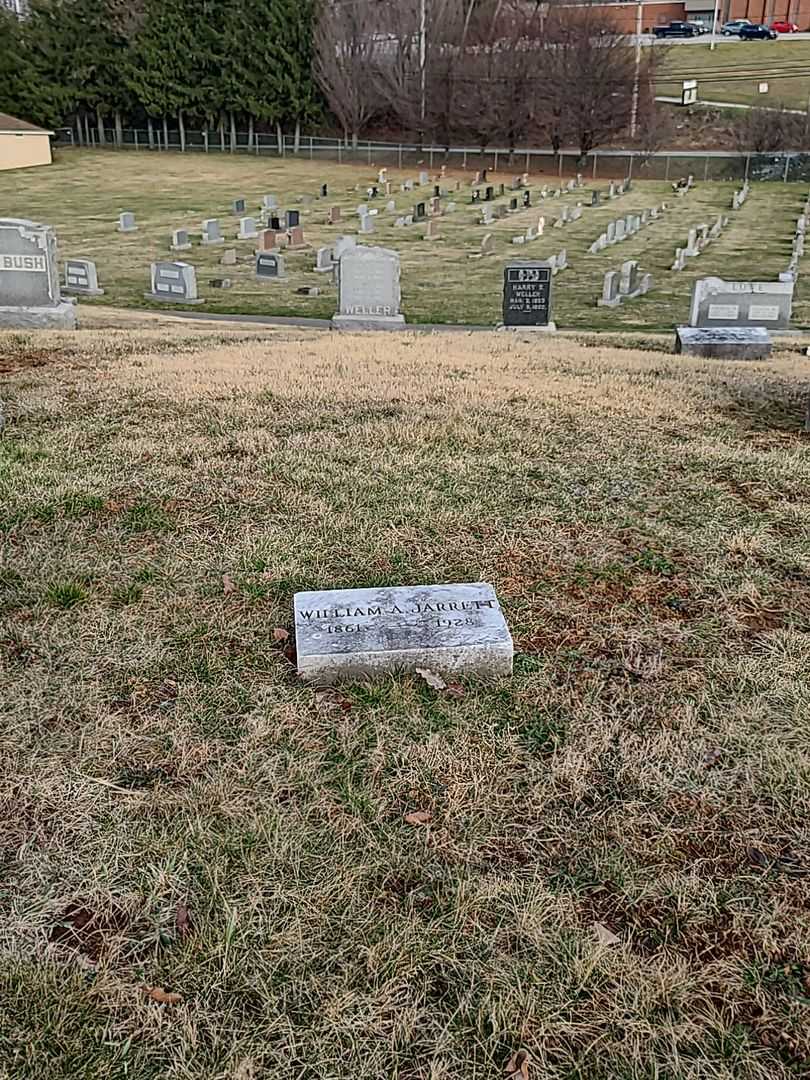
[721,18,752,34]
[739,23,778,38]
[771,19,799,31]
[653,20,700,37]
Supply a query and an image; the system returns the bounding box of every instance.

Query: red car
[771,19,799,31]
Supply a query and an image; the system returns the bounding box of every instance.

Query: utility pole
[420,0,427,142]
[630,0,643,138]
[710,0,720,49]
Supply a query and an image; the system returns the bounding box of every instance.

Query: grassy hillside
[1,324,809,1078]
[2,150,810,329]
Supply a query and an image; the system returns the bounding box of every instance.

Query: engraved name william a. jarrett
[300,599,496,620]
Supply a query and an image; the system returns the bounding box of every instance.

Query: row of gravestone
[784,193,810,279]
[731,182,750,211]
[588,205,667,254]
[598,262,653,307]
[671,214,728,271]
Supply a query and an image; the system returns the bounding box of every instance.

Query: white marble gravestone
[332,246,405,330]
[294,582,513,684]
[0,218,76,328]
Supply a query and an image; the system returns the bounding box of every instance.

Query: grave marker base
[331,313,406,332]
[144,292,205,304]
[0,302,77,329]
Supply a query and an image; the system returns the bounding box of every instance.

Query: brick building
[583,0,810,30]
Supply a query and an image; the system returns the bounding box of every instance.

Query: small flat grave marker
[294,582,513,685]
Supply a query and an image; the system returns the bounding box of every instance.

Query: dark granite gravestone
[674,326,771,360]
[502,261,555,331]
[320,183,328,197]
[414,202,426,221]
[484,186,494,201]
[256,253,286,279]
[510,197,518,211]
[471,190,481,204]
[286,209,301,229]
[270,215,282,231]
[523,191,531,208]
[591,190,600,207]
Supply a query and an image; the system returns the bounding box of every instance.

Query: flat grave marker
[294,582,513,685]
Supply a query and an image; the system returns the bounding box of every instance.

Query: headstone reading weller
[502,261,555,331]
[294,583,513,684]
[332,245,405,331]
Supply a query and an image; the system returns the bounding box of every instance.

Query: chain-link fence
[54,127,810,184]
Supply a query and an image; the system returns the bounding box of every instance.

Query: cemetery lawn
[3,148,810,330]
[2,323,810,1080]
[656,38,810,108]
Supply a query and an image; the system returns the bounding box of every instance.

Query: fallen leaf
[703,747,723,768]
[222,573,237,595]
[404,809,432,825]
[143,985,183,1005]
[505,1049,530,1080]
[594,921,621,946]
[175,903,191,939]
[415,667,447,691]
[272,628,289,642]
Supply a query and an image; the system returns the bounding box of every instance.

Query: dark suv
[739,23,778,38]
[653,21,700,36]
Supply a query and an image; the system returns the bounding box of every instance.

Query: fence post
[463,149,467,169]
[592,152,597,179]
[256,133,260,156]
[203,129,208,154]
[310,136,313,160]
[134,130,138,151]
[429,145,434,168]
[558,152,563,180]
[494,149,499,173]
[704,155,710,181]
[744,153,750,182]
[665,154,670,181]
[783,154,791,182]
[525,150,530,173]
[628,152,634,180]
[398,144,403,169]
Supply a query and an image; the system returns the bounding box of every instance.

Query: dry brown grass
[1,324,809,1080]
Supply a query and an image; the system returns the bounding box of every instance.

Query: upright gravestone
[171,228,191,251]
[327,206,342,225]
[501,261,555,332]
[688,277,793,329]
[315,246,335,273]
[0,218,76,328]
[201,219,224,245]
[294,582,513,684]
[145,261,203,304]
[117,212,137,233]
[334,235,357,262]
[63,258,104,296]
[262,194,278,210]
[256,252,286,280]
[286,209,301,229]
[358,214,375,234]
[232,198,246,215]
[332,245,405,331]
[237,217,258,240]
[598,270,620,307]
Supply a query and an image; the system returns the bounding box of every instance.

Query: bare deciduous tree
[314,0,380,147]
